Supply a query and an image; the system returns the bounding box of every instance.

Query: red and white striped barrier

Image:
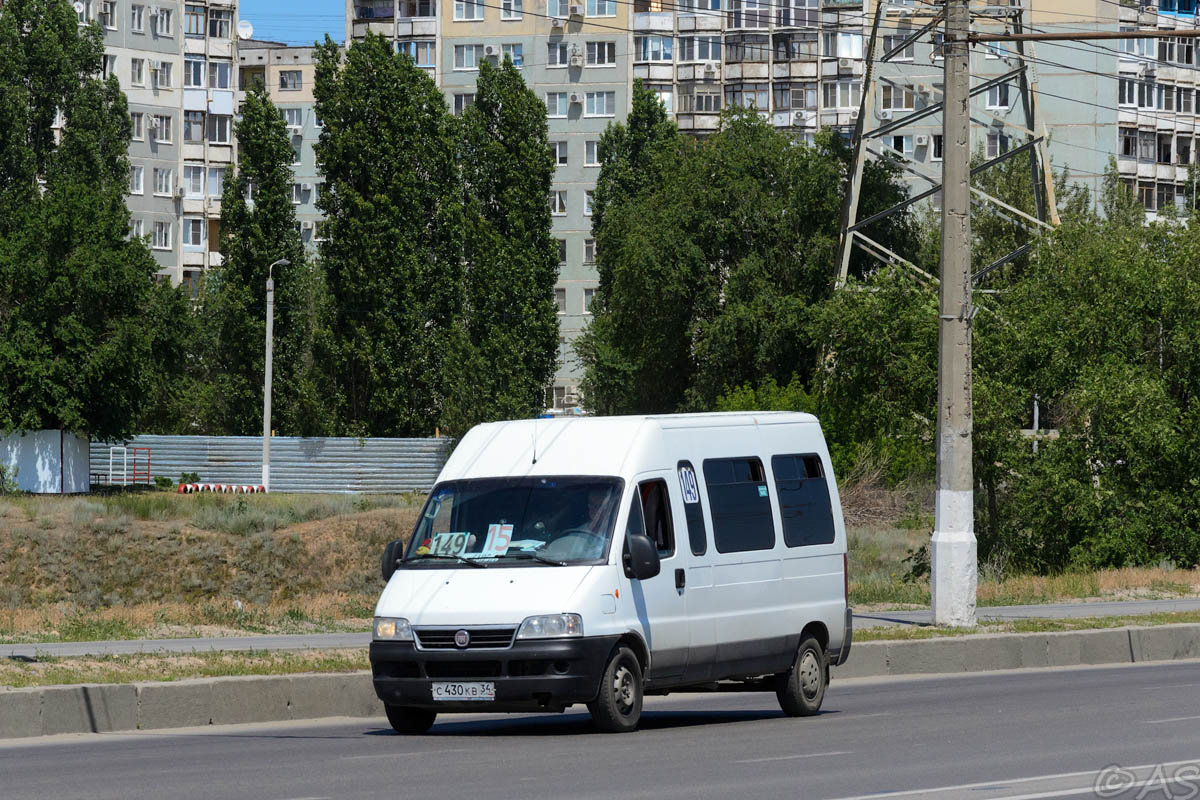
[177,483,266,494]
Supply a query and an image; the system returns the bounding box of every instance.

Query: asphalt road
[3,661,1198,800]
[5,598,1200,658]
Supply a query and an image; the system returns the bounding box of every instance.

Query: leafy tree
[0,0,179,440]
[204,84,311,435]
[314,33,464,436]
[442,58,558,433]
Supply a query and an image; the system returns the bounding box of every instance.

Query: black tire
[587,645,643,733]
[776,634,827,717]
[384,705,436,734]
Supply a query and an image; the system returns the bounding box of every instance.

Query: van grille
[414,627,517,650]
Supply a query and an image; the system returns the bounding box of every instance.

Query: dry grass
[0,649,369,689]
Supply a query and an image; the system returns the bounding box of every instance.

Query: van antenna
[532,416,537,465]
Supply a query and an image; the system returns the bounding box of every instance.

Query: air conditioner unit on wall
[550,16,564,28]
[704,62,716,74]
[838,57,852,69]
[569,92,582,103]
[915,133,929,146]
[879,109,892,120]
[301,182,313,192]
[301,220,314,230]
[288,125,302,135]
[174,184,185,199]
[484,44,498,56]
[850,108,860,119]
[569,53,584,67]
[569,3,583,15]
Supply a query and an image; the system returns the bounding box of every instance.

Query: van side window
[771,454,836,547]
[638,479,675,557]
[702,457,775,553]
[677,461,707,556]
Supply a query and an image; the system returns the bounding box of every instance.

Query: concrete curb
[2,623,1199,739]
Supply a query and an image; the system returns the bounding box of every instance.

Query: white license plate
[431,682,495,702]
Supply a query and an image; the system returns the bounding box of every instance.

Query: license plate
[431,682,495,702]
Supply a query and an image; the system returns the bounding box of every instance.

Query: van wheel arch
[616,633,650,678]
[800,621,829,653]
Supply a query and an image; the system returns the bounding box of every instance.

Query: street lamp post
[263,258,290,492]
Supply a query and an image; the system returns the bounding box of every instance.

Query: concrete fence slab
[137,680,214,730]
[210,676,293,726]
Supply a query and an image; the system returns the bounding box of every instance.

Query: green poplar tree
[313,33,464,436]
[443,58,558,432]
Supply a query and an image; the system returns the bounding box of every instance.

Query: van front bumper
[370,635,621,713]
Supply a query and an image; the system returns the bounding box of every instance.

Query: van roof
[439,411,820,482]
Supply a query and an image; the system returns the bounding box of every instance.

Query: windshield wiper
[401,553,488,568]
[497,552,568,566]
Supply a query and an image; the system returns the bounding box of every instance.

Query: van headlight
[373,617,414,641]
[516,613,583,639]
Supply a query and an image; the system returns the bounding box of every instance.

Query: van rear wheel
[588,645,643,733]
[776,634,827,717]
[384,705,436,734]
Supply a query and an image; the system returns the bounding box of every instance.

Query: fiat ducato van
[370,412,852,733]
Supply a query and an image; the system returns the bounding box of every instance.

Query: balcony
[354,1,395,19]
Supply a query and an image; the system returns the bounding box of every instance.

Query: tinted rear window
[771,454,835,547]
[703,457,775,553]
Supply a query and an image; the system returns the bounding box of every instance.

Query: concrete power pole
[932,0,976,627]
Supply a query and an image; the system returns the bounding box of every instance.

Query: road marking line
[341,748,469,761]
[1138,683,1200,690]
[735,750,852,764]
[1143,714,1200,724]
[991,775,1200,800]
[825,759,1200,800]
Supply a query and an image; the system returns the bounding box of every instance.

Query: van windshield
[402,476,624,567]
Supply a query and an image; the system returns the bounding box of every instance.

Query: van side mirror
[624,534,661,581]
[381,539,404,583]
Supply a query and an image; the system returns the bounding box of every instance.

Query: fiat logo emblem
[454,630,470,648]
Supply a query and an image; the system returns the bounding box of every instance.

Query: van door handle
[675,568,685,590]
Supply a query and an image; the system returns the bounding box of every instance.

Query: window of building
[1179,135,1192,165]
[554,287,566,313]
[292,145,302,165]
[154,7,172,36]
[502,43,523,66]
[775,0,817,27]
[547,0,568,16]
[547,42,568,67]
[100,0,116,28]
[397,40,436,67]
[183,164,205,196]
[585,140,599,166]
[185,4,204,35]
[1120,127,1137,159]
[131,4,144,31]
[101,54,116,79]
[291,183,304,204]
[282,107,303,128]
[882,33,914,61]
[153,220,171,250]
[129,165,144,194]
[1159,36,1177,65]
[635,35,672,62]
[1138,129,1156,161]
[182,216,205,248]
[1180,37,1195,66]
[1138,181,1155,211]
[703,457,775,553]
[823,31,862,59]
[725,33,769,62]
[1157,83,1175,111]
[774,32,817,61]
[208,61,231,89]
[1157,182,1174,212]
[208,166,225,196]
[130,112,144,140]
[986,83,1010,110]
[1159,132,1173,164]
[585,91,616,116]
[184,57,204,88]
[454,44,484,69]
[355,0,394,18]
[1139,79,1155,109]
[399,0,435,15]
[889,134,913,157]
[648,84,673,112]
[1120,26,1152,61]
[552,140,568,165]
[588,41,617,65]
[546,92,568,117]
[638,479,675,557]
[454,0,483,19]
[151,114,171,142]
[986,132,1008,159]
[587,0,616,14]
[584,239,595,263]
[184,110,204,142]
[556,238,567,264]
[153,61,172,89]
[932,133,944,161]
[501,0,521,17]
[1119,78,1135,106]
[279,70,302,91]
[728,0,768,29]
[154,167,173,195]
[725,82,768,109]
[584,190,594,215]
[679,35,721,62]
[550,190,567,215]
[881,84,914,111]
[454,93,475,114]
[131,58,145,86]
[822,79,860,109]
[1180,87,1195,114]
[771,454,835,547]
[678,0,721,11]
[130,219,144,240]
[208,8,231,38]
[207,114,231,144]
[583,287,595,312]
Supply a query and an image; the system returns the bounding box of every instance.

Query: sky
[238,0,344,46]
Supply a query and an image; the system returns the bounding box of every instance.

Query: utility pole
[263,258,290,492]
[932,0,976,627]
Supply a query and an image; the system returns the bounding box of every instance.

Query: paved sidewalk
[4,598,1200,658]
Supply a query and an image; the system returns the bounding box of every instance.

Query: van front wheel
[588,646,643,733]
[384,705,436,734]
[776,634,827,717]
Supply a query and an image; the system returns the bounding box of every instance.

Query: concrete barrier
[3,624,1200,739]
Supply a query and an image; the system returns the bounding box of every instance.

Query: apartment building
[237,42,325,248]
[82,0,240,291]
